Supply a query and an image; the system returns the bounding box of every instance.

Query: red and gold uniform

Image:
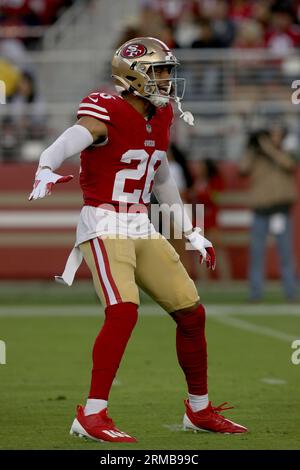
[78,91,172,208]
[75,91,198,312]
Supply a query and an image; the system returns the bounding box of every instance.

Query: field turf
[0,282,299,450]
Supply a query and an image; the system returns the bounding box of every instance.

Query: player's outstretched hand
[29,168,73,201]
[185,228,216,270]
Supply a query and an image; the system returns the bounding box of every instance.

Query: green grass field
[0,282,299,450]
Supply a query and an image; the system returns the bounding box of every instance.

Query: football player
[29,37,247,442]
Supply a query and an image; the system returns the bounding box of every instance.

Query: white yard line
[0,304,299,317]
[1,304,298,342]
[211,315,297,342]
[0,304,163,317]
[0,305,100,317]
[261,378,287,385]
[206,304,300,316]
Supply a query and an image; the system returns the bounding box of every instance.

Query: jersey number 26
[112,149,165,204]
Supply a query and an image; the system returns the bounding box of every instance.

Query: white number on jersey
[112,149,165,204]
[87,92,116,103]
[99,93,116,100]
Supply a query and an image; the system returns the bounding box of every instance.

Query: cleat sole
[70,415,137,443]
[183,415,210,433]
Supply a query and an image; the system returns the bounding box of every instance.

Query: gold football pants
[79,235,199,313]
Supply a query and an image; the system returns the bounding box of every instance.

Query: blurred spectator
[0,0,32,25]
[251,1,272,31]
[0,1,73,26]
[189,18,224,100]
[139,0,200,28]
[233,18,264,48]
[265,3,300,56]
[115,24,144,49]
[189,158,231,281]
[138,3,164,37]
[211,0,236,47]
[232,19,267,101]
[191,18,223,48]
[1,70,46,161]
[128,0,300,57]
[0,57,21,98]
[157,23,179,48]
[0,1,77,48]
[10,70,46,133]
[0,34,30,70]
[295,0,300,23]
[134,0,300,51]
[239,124,298,302]
[28,0,73,25]
[228,0,254,23]
[174,9,199,48]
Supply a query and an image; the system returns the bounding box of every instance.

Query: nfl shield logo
[146,123,152,133]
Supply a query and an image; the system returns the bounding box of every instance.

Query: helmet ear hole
[126,76,136,82]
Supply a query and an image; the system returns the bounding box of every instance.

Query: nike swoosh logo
[89,96,99,103]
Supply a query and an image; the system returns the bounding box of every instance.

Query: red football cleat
[183,400,248,434]
[70,405,137,443]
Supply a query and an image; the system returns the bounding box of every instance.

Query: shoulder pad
[77,91,119,123]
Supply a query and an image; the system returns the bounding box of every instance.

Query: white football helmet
[112,37,185,108]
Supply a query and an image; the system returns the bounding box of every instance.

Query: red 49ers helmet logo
[121,43,147,58]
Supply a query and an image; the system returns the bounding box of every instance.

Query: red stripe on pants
[96,238,122,303]
[90,239,110,306]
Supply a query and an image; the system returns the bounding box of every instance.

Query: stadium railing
[0,47,299,163]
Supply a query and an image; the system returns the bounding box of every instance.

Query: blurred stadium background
[1,0,300,451]
[0,0,299,287]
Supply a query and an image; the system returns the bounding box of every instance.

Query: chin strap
[175,98,194,126]
[116,84,194,125]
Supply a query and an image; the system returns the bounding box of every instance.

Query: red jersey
[77,91,173,208]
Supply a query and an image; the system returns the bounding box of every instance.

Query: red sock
[173,304,208,395]
[89,302,138,399]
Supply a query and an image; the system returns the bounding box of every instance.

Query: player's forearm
[39,124,93,171]
[258,136,296,171]
[153,174,193,234]
[265,147,296,171]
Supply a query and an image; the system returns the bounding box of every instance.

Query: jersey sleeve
[77,92,113,124]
